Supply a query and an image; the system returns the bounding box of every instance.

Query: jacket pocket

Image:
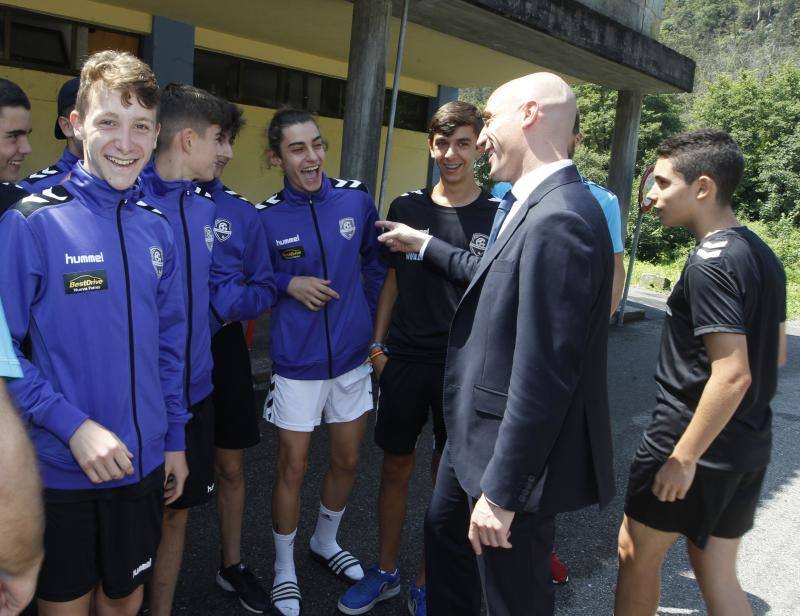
[473,384,507,418]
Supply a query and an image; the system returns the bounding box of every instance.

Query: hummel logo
[65,252,104,265]
[132,558,152,578]
[207,482,215,494]
[276,234,300,246]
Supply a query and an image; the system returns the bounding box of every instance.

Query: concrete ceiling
[101,0,693,92]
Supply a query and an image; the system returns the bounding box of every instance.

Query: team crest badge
[149,246,164,278]
[469,233,489,257]
[204,225,214,252]
[214,218,232,242]
[339,217,356,240]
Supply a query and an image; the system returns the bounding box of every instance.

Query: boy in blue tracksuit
[19,78,82,193]
[256,109,384,616]
[204,100,274,613]
[0,51,189,616]
[0,78,32,192]
[141,83,273,616]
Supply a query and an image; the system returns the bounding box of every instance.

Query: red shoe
[550,550,569,585]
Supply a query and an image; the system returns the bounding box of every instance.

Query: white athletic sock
[272,529,300,616]
[309,503,364,581]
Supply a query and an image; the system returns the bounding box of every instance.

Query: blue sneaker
[407,580,426,616]
[337,565,401,615]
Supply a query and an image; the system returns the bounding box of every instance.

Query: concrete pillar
[143,16,195,86]
[607,90,643,247]
[426,85,459,189]
[340,0,392,193]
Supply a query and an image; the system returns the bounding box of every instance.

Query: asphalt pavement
[170,289,800,615]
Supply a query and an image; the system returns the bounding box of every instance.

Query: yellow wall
[8,0,150,32]
[3,65,431,206]
[1,0,433,202]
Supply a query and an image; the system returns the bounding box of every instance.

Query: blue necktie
[486,189,515,250]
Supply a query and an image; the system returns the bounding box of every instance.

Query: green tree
[692,64,800,222]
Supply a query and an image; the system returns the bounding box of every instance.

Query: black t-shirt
[643,227,786,472]
[384,188,499,363]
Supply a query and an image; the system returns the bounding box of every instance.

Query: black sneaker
[216,562,270,614]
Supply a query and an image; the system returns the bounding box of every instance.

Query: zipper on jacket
[116,199,144,479]
[179,191,194,405]
[308,199,334,378]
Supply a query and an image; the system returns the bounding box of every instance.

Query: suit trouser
[425,446,555,616]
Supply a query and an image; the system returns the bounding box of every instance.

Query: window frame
[0,6,142,76]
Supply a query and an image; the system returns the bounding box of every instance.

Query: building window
[194,49,432,132]
[0,7,141,75]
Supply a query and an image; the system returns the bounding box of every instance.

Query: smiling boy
[339,101,498,616]
[0,50,189,616]
[0,78,33,214]
[138,82,230,616]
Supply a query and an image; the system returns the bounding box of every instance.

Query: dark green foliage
[460,0,800,265]
[691,64,800,223]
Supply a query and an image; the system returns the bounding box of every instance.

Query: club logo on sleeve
[469,233,489,257]
[204,225,214,252]
[339,217,356,240]
[213,218,232,242]
[63,270,108,294]
[149,246,164,279]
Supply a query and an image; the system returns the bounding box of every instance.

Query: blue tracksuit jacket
[0,162,189,490]
[256,174,385,380]
[19,148,80,193]
[140,163,217,406]
[201,178,276,334]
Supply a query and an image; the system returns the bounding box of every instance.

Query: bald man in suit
[377,73,615,616]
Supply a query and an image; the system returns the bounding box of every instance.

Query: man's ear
[69,109,83,141]
[428,137,435,159]
[696,174,716,203]
[520,100,538,129]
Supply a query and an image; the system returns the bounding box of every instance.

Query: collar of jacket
[140,161,196,205]
[59,147,80,170]
[201,177,223,196]
[65,162,140,217]
[280,172,332,206]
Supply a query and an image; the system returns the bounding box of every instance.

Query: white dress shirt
[497,159,574,238]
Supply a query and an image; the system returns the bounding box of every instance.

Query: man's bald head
[480,72,577,183]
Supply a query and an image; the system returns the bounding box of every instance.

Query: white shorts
[264,364,374,432]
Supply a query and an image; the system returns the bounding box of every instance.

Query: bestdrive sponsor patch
[63,270,108,294]
[280,246,305,260]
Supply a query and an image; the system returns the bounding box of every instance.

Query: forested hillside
[463,0,800,315]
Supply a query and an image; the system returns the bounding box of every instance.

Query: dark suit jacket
[424,164,615,515]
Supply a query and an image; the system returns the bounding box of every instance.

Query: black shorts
[375,357,447,456]
[168,396,216,509]
[37,467,164,602]
[211,322,260,450]
[624,443,766,549]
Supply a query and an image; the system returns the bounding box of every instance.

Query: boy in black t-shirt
[615,130,787,616]
[338,102,498,616]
